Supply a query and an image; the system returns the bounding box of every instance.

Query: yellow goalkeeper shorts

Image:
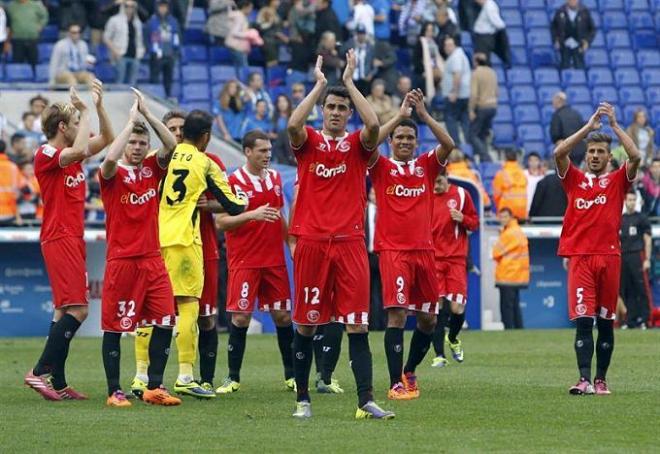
[161,244,204,298]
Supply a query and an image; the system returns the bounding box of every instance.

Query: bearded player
[159,110,246,398]
[100,90,180,407]
[214,129,296,394]
[25,81,114,400]
[554,103,641,395]
[371,90,454,400]
[288,52,394,419]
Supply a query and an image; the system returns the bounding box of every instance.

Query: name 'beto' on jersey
[100,154,165,261]
[290,126,373,238]
[558,163,633,256]
[369,151,444,251]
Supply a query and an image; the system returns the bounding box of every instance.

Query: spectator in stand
[0,4,11,62]
[244,71,274,115]
[398,0,428,47]
[57,0,92,31]
[342,24,375,95]
[472,0,508,67]
[314,0,342,46]
[524,151,545,214]
[6,0,48,69]
[290,82,320,124]
[457,0,480,31]
[626,109,655,166]
[272,94,292,138]
[17,111,44,150]
[372,39,398,95]
[49,23,95,87]
[493,149,528,221]
[551,0,595,70]
[226,0,260,82]
[391,75,412,108]
[147,0,180,99]
[85,167,104,223]
[468,52,497,163]
[257,0,288,69]
[492,207,529,330]
[241,99,273,137]
[529,162,567,218]
[366,79,396,125]
[412,22,444,101]
[287,0,316,80]
[550,91,585,165]
[447,148,492,209]
[348,0,374,37]
[214,80,246,141]
[206,0,236,45]
[104,0,144,85]
[17,161,41,222]
[641,158,659,217]
[0,139,21,225]
[435,5,460,59]
[8,133,31,166]
[441,36,471,146]
[28,94,48,134]
[371,0,390,44]
[317,31,344,86]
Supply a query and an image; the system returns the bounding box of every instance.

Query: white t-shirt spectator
[441,47,471,99]
[473,0,505,34]
[351,1,375,36]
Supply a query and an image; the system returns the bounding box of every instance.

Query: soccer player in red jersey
[25,81,114,401]
[99,90,181,407]
[430,169,479,367]
[371,90,455,400]
[213,129,296,394]
[287,52,394,419]
[554,103,641,395]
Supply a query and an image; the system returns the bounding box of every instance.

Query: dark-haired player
[371,90,454,400]
[158,110,247,398]
[25,81,114,400]
[215,129,295,394]
[100,89,180,407]
[554,103,641,395]
[287,52,394,419]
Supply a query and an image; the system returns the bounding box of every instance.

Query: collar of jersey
[241,165,269,182]
[320,130,349,143]
[177,143,198,154]
[584,171,609,179]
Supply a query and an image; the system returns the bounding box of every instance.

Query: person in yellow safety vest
[446,148,492,209]
[0,139,22,225]
[492,207,529,329]
[493,148,528,220]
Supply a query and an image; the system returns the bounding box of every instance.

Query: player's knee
[386,308,407,328]
[346,323,368,334]
[232,313,251,328]
[67,305,88,322]
[198,315,216,331]
[272,310,292,327]
[452,301,466,315]
[417,314,437,334]
[297,324,316,337]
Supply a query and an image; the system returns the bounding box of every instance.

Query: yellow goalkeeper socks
[176,301,199,383]
[135,326,152,382]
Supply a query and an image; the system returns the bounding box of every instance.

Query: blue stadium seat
[619,87,646,105]
[501,9,522,27]
[629,12,654,29]
[541,104,555,124]
[521,142,547,156]
[500,0,519,7]
[493,124,516,146]
[587,68,614,86]
[590,11,602,28]
[591,32,606,48]
[517,124,544,143]
[181,101,212,113]
[603,11,627,30]
[606,30,631,48]
[537,85,561,106]
[183,29,207,44]
[633,31,658,49]
[210,46,232,64]
[625,0,649,10]
[480,162,502,180]
[651,106,660,125]
[498,86,510,103]
[510,85,537,104]
[591,86,619,104]
[600,0,624,10]
[523,10,547,29]
[561,69,587,86]
[527,30,552,47]
[137,63,150,83]
[637,50,660,68]
[519,0,544,8]
[581,0,598,8]
[494,105,513,123]
[188,7,207,26]
[545,0,564,11]
[211,65,236,83]
[508,28,526,47]
[95,63,116,82]
[182,64,209,83]
[614,68,641,87]
[514,104,541,124]
[646,86,660,104]
[38,43,54,63]
[585,49,609,67]
[96,44,110,62]
[641,69,660,87]
[5,64,33,82]
[566,86,591,104]
[34,64,49,83]
[494,66,507,84]
[140,84,166,99]
[507,67,533,86]
[530,48,555,67]
[182,45,208,63]
[534,68,560,86]
[610,49,636,68]
[40,25,59,43]
[510,47,528,66]
[181,83,210,102]
[572,104,593,122]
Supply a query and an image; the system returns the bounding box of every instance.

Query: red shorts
[567,255,621,321]
[41,237,88,308]
[200,259,219,317]
[102,256,176,332]
[435,257,468,305]
[227,266,291,313]
[293,237,369,326]
[379,250,439,314]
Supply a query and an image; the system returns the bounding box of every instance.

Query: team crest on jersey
[599,178,609,188]
[141,166,153,179]
[307,310,320,322]
[337,141,351,153]
[415,167,424,177]
[447,199,458,209]
[575,304,587,316]
[397,293,406,304]
[119,317,133,330]
[274,185,281,196]
[316,143,328,152]
[578,182,588,190]
[390,169,399,177]
[238,299,250,310]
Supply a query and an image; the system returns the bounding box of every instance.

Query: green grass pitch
[1,329,658,452]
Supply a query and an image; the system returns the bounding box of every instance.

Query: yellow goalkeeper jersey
[159,143,246,247]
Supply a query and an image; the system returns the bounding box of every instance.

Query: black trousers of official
[149,55,175,98]
[498,285,524,330]
[559,46,585,69]
[469,107,496,162]
[621,251,651,328]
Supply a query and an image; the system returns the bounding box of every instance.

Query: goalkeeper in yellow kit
[158,110,246,398]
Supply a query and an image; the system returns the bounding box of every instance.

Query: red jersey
[200,152,226,261]
[34,144,86,243]
[290,126,373,238]
[100,154,166,260]
[226,167,286,269]
[432,184,479,259]
[558,163,632,257]
[369,151,443,251]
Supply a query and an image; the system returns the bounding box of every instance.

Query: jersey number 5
[166,169,190,206]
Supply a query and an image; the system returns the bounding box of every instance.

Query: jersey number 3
[166,169,190,206]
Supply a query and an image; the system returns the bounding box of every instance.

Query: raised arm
[88,79,115,156]
[287,56,327,148]
[601,103,641,181]
[553,106,603,178]
[59,87,91,167]
[342,49,379,150]
[412,89,455,163]
[100,101,139,179]
[132,88,177,165]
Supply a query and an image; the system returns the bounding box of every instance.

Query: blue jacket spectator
[371,0,391,42]
[214,80,247,142]
[147,0,180,98]
[241,100,273,137]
